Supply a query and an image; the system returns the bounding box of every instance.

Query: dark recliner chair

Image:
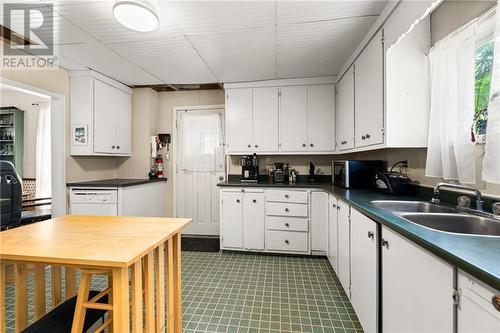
[0,161,22,230]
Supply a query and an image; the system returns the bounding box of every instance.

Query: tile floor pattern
[5,251,362,333]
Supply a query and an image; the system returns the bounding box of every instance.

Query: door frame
[0,77,66,217]
[172,104,225,235]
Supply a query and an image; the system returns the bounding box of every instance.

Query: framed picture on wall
[72,124,88,146]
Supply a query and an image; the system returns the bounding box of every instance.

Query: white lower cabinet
[311,191,329,254]
[337,199,351,295]
[457,271,500,333]
[350,209,378,333]
[381,226,454,333]
[243,192,265,251]
[328,195,339,273]
[220,191,243,249]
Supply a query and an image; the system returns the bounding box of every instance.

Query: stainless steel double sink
[370,200,500,237]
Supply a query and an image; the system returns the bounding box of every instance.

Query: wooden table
[0,215,191,333]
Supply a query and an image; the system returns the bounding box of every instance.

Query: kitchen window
[474,39,494,143]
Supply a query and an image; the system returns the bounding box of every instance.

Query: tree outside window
[474,40,494,143]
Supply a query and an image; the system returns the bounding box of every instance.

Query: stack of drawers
[265,189,309,254]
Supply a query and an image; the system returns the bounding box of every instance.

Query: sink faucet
[431,182,484,211]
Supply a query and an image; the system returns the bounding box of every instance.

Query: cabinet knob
[253,199,257,203]
[361,136,366,140]
[117,145,120,149]
[366,133,371,139]
[302,143,306,147]
[255,145,258,148]
[111,145,116,149]
[285,240,289,245]
[218,176,224,181]
[310,143,314,147]
[284,194,289,199]
[285,223,290,227]
[493,295,500,312]
[236,199,240,203]
[368,231,374,239]
[247,144,251,148]
[285,208,289,213]
[337,206,340,210]
[381,238,389,248]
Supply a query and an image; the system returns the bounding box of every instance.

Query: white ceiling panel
[160,1,276,35]
[276,0,387,24]
[276,16,377,78]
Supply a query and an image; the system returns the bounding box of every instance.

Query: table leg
[51,265,62,307]
[131,261,143,333]
[143,252,155,333]
[172,233,182,333]
[0,262,6,333]
[65,267,77,299]
[155,244,165,332]
[34,264,46,320]
[166,240,174,333]
[14,264,28,333]
[112,267,129,333]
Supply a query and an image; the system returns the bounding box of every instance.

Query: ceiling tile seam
[36,0,167,86]
[286,14,380,26]
[181,25,272,36]
[180,32,220,84]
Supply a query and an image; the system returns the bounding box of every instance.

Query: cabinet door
[328,196,339,273]
[337,67,355,150]
[114,87,131,154]
[382,226,453,333]
[337,200,351,295]
[93,79,118,154]
[280,86,308,152]
[307,85,335,151]
[253,87,279,152]
[311,191,328,253]
[226,89,253,152]
[355,29,384,148]
[457,271,500,333]
[350,209,378,333]
[220,192,243,249]
[243,192,265,250]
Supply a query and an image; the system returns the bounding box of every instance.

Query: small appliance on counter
[274,162,286,183]
[373,161,416,195]
[332,160,384,188]
[241,154,259,183]
[309,162,316,182]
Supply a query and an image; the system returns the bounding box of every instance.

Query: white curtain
[35,103,51,198]
[425,25,476,184]
[483,7,500,184]
[178,111,224,172]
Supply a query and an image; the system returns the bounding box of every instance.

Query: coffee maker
[241,154,259,183]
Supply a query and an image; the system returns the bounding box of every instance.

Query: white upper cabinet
[252,87,279,152]
[226,88,253,153]
[70,70,132,156]
[280,85,309,152]
[355,29,384,148]
[307,85,335,151]
[337,66,355,151]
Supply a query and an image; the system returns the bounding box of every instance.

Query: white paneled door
[176,108,225,235]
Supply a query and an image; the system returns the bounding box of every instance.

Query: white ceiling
[7,0,388,85]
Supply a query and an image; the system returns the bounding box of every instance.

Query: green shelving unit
[0,107,24,178]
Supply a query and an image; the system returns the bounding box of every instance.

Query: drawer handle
[284,194,289,199]
[253,199,256,203]
[493,295,500,312]
[381,238,389,248]
[367,231,374,239]
[285,208,289,213]
[285,223,290,227]
[285,240,289,245]
[236,199,240,203]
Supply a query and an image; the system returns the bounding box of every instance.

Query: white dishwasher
[69,188,118,216]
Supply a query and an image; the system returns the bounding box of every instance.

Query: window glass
[474,39,494,142]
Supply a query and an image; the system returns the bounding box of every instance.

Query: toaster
[373,171,416,195]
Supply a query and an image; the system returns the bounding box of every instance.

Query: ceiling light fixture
[113,0,159,32]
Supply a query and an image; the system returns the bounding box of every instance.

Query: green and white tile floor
[5,251,363,333]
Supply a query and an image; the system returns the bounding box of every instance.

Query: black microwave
[332,160,384,188]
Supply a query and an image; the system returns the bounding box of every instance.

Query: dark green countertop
[218,181,500,290]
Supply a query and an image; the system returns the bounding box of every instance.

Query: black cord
[390,160,408,173]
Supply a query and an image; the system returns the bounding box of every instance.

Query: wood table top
[0,215,191,267]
